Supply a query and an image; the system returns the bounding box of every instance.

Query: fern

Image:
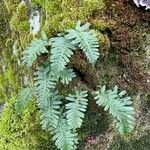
[22,38,49,67]
[66,90,88,129]
[50,37,76,73]
[51,116,78,150]
[34,66,56,107]
[94,85,135,134]
[65,21,99,64]
[59,68,76,84]
[17,21,136,150]
[15,87,33,114]
[40,91,62,130]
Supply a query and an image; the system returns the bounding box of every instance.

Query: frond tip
[50,37,76,73]
[22,38,49,67]
[66,90,88,129]
[40,91,62,130]
[66,21,100,64]
[51,117,78,150]
[94,85,135,135]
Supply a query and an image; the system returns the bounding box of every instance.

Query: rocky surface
[0,0,149,149]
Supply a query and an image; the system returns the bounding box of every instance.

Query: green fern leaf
[66,90,88,129]
[94,85,135,135]
[50,37,76,73]
[59,68,76,84]
[51,117,78,150]
[40,91,62,130]
[15,87,33,114]
[65,21,99,64]
[34,66,56,107]
[22,38,49,67]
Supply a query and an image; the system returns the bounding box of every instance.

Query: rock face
[133,0,150,9]
[0,0,149,150]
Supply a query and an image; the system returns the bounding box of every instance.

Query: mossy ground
[0,0,149,149]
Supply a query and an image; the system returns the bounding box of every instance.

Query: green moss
[6,66,20,93]
[10,2,29,32]
[37,0,106,35]
[92,19,116,32]
[109,131,150,150]
[0,97,55,150]
[4,0,20,14]
[0,40,21,101]
[0,74,8,102]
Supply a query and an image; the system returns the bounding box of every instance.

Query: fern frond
[22,38,49,67]
[51,117,78,150]
[59,68,76,84]
[50,37,76,73]
[94,85,135,135]
[40,91,62,130]
[65,21,99,64]
[66,90,88,129]
[34,66,56,107]
[15,87,33,114]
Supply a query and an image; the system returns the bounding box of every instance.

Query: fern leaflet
[22,38,49,67]
[65,21,99,64]
[94,85,135,135]
[66,90,88,129]
[51,116,78,150]
[50,37,76,73]
[34,66,56,107]
[40,91,62,130]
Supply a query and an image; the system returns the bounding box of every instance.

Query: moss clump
[10,2,29,32]
[0,74,7,102]
[92,19,116,32]
[4,0,20,14]
[0,39,21,101]
[0,97,55,150]
[30,0,106,35]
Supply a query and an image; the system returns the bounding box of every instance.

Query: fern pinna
[66,21,100,64]
[15,21,135,150]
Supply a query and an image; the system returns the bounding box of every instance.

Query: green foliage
[22,38,49,67]
[66,90,88,129]
[94,85,135,135]
[50,37,76,73]
[66,21,100,64]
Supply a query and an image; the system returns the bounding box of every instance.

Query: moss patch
[10,2,29,32]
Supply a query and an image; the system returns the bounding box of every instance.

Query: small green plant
[15,21,135,150]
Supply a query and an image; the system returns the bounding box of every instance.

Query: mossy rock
[1,0,149,149]
[109,131,150,150]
